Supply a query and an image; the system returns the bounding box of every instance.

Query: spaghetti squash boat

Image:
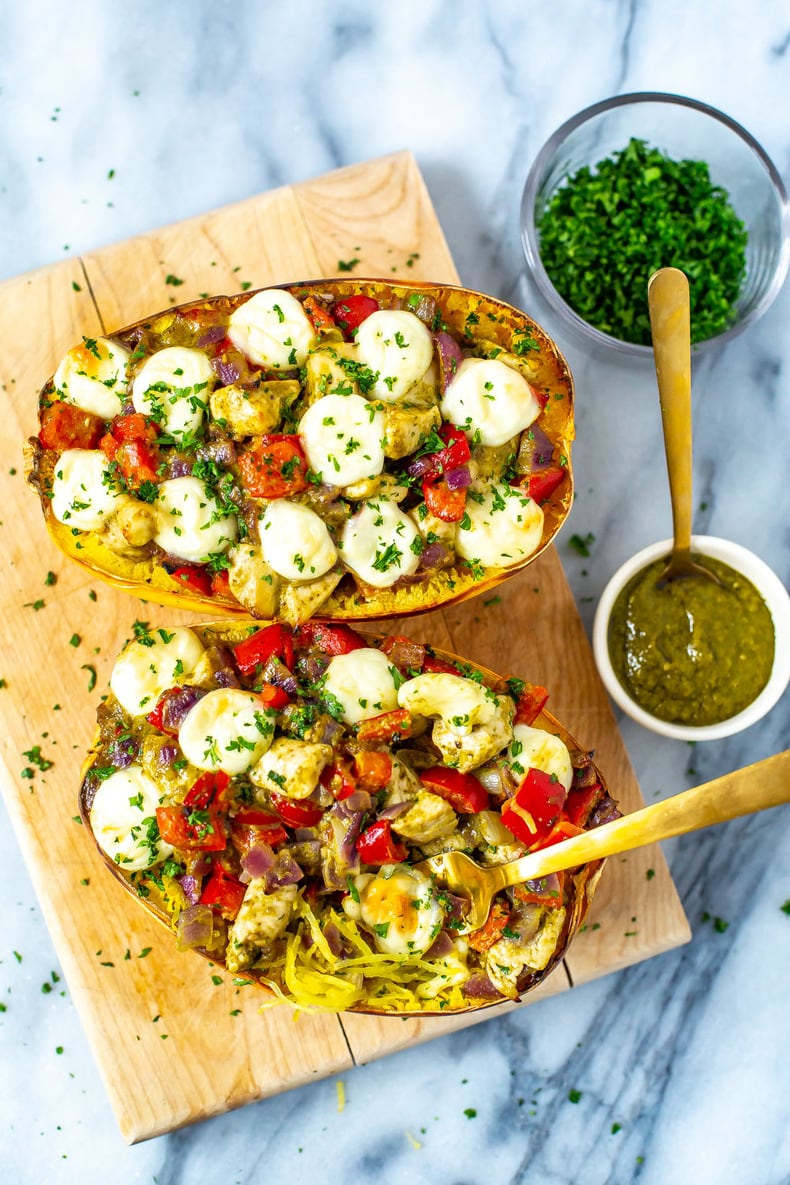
[79,620,617,1015]
[28,280,573,623]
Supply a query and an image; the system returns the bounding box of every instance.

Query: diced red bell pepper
[146,685,186,735]
[231,808,288,853]
[356,818,408,865]
[39,402,105,451]
[527,465,566,504]
[513,682,549,726]
[296,621,367,656]
[419,766,489,814]
[256,682,291,710]
[529,820,585,855]
[563,782,602,827]
[114,439,160,488]
[268,789,324,829]
[355,708,412,742]
[467,901,510,951]
[233,623,295,675]
[422,652,461,676]
[237,434,309,499]
[110,412,158,445]
[155,803,227,851]
[422,477,467,522]
[500,767,568,847]
[199,866,247,919]
[320,760,357,801]
[417,424,471,484]
[210,568,235,601]
[330,294,380,339]
[184,770,232,810]
[352,750,393,790]
[171,565,213,596]
[302,294,336,335]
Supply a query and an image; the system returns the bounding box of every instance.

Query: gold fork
[415,750,790,932]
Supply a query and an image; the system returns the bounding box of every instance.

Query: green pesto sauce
[607,554,775,726]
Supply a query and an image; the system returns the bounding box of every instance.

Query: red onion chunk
[107,735,138,768]
[157,742,179,768]
[196,325,227,347]
[212,358,241,386]
[162,686,207,732]
[178,874,201,906]
[526,873,561,896]
[266,850,304,890]
[462,973,503,1001]
[242,841,276,880]
[378,800,413,820]
[435,331,464,390]
[526,423,554,471]
[167,455,193,478]
[409,294,437,325]
[425,930,455,959]
[197,439,236,467]
[406,452,438,480]
[420,541,450,569]
[445,464,471,490]
[176,904,215,950]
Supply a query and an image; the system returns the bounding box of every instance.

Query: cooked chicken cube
[226,881,298,973]
[250,736,333,800]
[209,380,299,438]
[383,403,441,460]
[391,789,458,844]
[486,906,566,997]
[226,543,281,617]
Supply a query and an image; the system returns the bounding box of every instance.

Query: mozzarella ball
[227,289,315,369]
[440,357,541,447]
[508,724,573,792]
[90,765,173,872]
[132,346,213,441]
[259,499,337,581]
[322,648,399,725]
[455,483,543,568]
[397,672,495,733]
[54,336,131,419]
[340,498,422,588]
[299,393,386,487]
[178,688,275,775]
[154,475,238,563]
[343,865,445,955]
[110,626,205,716]
[354,309,434,402]
[51,448,121,530]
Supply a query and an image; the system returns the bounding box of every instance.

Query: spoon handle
[648,267,693,557]
[498,750,790,886]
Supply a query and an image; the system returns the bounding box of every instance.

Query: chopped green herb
[568,532,595,557]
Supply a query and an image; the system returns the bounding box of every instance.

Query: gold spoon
[417,750,790,931]
[647,266,720,587]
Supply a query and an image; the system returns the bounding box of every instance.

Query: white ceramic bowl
[592,536,790,740]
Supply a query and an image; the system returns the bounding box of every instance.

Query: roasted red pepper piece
[302,294,337,335]
[268,790,324,828]
[330,294,380,339]
[500,767,568,847]
[417,424,471,484]
[199,866,246,919]
[513,682,549,726]
[233,623,294,675]
[296,621,367,656]
[356,818,408,865]
[419,766,490,814]
[355,708,413,742]
[467,901,511,951]
[209,568,235,602]
[170,565,213,596]
[39,402,105,450]
[529,820,585,852]
[352,750,393,790]
[230,808,288,853]
[513,871,566,907]
[184,770,232,810]
[155,803,227,851]
[237,434,309,499]
[563,782,602,827]
[320,760,357,801]
[256,683,291,710]
[422,652,461,676]
[422,477,468,522]
[527,465,566,504]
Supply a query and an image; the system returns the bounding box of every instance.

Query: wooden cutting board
[0,151,690,1143]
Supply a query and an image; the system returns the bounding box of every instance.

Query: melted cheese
[54,336,131,419]
[153,475,238,563]
[298,393,385,487]
[110,626,205,716]
[132,346,213,441]
[354,309,435,402]
[508,724,573,791]
[90,765,173,872]
[397,672,495,733]
[178,688,275,775]
[440,357,541,446]
[51,448,121,531]
[455,482,543,568]
[340,498,421,588]
[322,648,399,725]
[259,499,337,581]
[343,865,445,956]
[227,289,315,369]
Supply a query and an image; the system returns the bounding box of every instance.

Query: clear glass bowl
[521,92,790,358]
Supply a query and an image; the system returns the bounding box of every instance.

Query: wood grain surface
[0,151,690,1143]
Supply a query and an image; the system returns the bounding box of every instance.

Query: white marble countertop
[2,2,790,1182]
